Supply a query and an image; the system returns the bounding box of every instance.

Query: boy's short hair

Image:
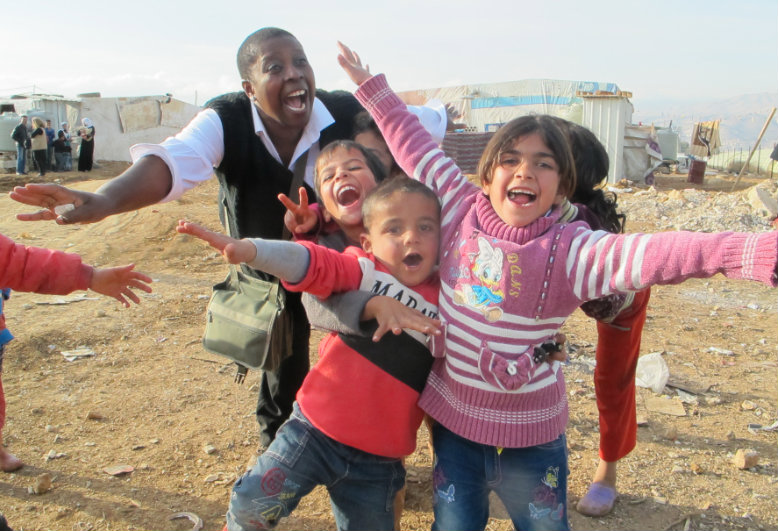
[237,27,296,80]
[313,140,388,204]
[477,114,577,199]
[362,176,440,229]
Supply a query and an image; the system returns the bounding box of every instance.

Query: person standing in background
[44,120,56,171]
[10,115,28,176]
[29,118,48,177]
[77,118,95,171]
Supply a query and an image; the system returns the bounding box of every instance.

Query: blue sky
[1,0,775,114]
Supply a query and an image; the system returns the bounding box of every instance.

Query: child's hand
[176,220,257,264]
[547,333,568,362]
[337,42,372,86]
[278,187,318,235]
[89,264,152,307]
[362,295,442,342]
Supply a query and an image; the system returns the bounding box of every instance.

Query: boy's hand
[89,264,152,307]
[10,183,107,224]
[362,295,442,342]
[176,219,257,264]
[278,187,318,235]
[176,220,257,264]
[337,42,372,86]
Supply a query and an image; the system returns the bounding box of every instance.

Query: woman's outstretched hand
[337,41,372,86]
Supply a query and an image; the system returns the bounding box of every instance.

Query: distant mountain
[632,92,778,150]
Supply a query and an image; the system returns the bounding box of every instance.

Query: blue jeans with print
[431,423,569,531]
[226,403,405,531]
[16,144,26,174]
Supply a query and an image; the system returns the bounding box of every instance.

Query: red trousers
[594,289,650,462]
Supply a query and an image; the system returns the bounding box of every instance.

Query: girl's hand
[278,187,318,235]
[176,220,256,264]
[337,41,372,86]
[89,264,153,307]
[362,295,442,342]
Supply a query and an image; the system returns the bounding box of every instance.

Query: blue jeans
[227,403,404,531]
[15,144,26,174]
[431,423,569,531]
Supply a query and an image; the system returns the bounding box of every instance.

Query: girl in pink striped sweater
[338,43,778,531]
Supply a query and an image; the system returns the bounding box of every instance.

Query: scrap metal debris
[169,512,204,531]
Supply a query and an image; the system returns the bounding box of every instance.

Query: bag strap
[220,150,310,279]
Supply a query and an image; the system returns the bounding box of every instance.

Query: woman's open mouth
[285,89,307,112]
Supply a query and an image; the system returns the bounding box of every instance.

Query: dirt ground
[0,163,775,531]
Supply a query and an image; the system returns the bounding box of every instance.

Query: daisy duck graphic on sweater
[453,236,505,322]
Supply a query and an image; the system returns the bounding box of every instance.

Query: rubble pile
[614,180,778,233]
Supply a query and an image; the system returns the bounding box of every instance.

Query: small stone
[732,449,759,469]
[95,310,107,318]
[664,426,678,441]
[86,411,105,420]
[705,395,723,405]
[741,400,758,411]
[45,425,57,433]
[654,496,668,505]
[690,462,704,475]
[726,431,737,440]
[203,444,217,455]
[33,473,52,494]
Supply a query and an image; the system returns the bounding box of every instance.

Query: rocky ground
[0,164,775,531]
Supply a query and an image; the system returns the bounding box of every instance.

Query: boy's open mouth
[507,189,536,205]
[336,185,360,207]
[285,89,307,112]
[403,253,423,267]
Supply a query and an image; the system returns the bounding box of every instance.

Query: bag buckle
[234,364,248,384]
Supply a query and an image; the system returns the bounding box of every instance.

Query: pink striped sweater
[355,74,778,449]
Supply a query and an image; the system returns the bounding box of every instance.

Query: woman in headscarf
[77,117,95,172]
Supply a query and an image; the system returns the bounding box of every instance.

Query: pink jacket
[0,233,92,295]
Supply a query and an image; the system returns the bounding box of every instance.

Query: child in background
[53,130,73,172]
[179,176,442,531]
[353,111,405,180]
[0,232,153,473]
[553,118,651,517]
[338,43,778,531]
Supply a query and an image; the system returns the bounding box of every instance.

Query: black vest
[206,90,363,250]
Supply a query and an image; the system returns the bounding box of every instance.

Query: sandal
[576,482,617,517]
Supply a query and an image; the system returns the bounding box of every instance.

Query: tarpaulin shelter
[401,79,661,184]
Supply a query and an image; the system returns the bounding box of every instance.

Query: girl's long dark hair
[552,118,626,234]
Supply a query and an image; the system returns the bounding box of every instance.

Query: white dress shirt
[130,96,447,204]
